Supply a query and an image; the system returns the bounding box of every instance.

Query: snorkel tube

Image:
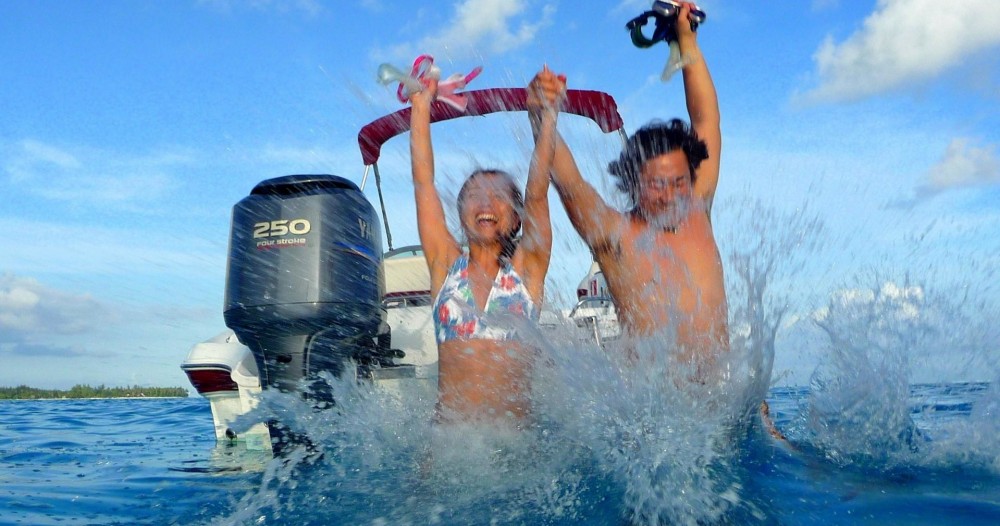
[626,1,706,81]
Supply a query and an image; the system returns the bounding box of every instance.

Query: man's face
[637,150,693,224]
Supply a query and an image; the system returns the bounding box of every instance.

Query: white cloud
[612,0,651,14]
[922,139,1000,190]
[0,341,90,358]
[2,218,227,282]
[839,282,922,318]
[612,0,720,15]
[910,138,1000,201]
[0,274,110,337]
[799,0,1000,102]
[380,0,554,61]
[3,140,194,211]
[17,140,81,173]
[811,0,839,11]
[197,0,322,16]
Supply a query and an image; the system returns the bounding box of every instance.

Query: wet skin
[409,75,555,423]
[594,150,728,365]
[440,175,534,422]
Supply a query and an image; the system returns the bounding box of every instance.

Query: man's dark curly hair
[607,119,709,207]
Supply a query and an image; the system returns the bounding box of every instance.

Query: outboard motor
[223,174,387,395]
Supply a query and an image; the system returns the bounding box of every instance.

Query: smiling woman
[407,74,559,423]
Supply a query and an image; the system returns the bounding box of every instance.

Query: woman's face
[458,173,520,244]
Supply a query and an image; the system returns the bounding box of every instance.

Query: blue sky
[1,0,998,390]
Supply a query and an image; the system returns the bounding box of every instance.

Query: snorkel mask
[627,0,706,48]
[626,1,706,81]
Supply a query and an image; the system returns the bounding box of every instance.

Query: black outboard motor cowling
[223,175,386,394]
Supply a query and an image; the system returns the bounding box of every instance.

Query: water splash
[800,272,1000,473]
[803,276,929,468]
[532,324,765,525]
[200,197,818,525]
[202,196,999,524]
[918,380,1000,475]
[207,364,611,525]
[720,196,827,408]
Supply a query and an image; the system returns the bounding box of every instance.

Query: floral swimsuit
[432,254,538,345]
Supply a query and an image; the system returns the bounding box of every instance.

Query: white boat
[181,245,441,448]
[182,87,627,447]
[180,330,270,448]
[569,260,620,345]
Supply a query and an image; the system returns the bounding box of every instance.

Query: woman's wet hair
[607,119,709,207]
[456,169,523,261]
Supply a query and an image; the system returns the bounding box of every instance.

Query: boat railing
[382,291,432,309]
[568,296,620,346]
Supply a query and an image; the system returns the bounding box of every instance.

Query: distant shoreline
[0,384,190,400]
[0,396,190,401]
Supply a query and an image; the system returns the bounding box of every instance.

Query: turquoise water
[1,382,998,525]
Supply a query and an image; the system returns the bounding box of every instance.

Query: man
[529,3,725,370]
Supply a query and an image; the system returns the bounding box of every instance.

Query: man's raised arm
[677,3,721,211]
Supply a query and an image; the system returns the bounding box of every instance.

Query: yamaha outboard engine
[223,174,386,395]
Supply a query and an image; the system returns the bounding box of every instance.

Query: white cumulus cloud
[799,0,1000,102]
[924,139,1000,189]
[0,274,110,337]
[380,0,554,61]
[915,138,1000,199]
[814,281,925,324]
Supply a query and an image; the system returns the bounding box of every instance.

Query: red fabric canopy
[358,88,624,166]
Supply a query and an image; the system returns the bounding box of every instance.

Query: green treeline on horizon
[0,384,190,400]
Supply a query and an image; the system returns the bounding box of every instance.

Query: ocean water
[4,202,997,525]
[1,381,998,526]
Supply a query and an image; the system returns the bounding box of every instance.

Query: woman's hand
[527,65,566,116]
[410,76,439,110]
